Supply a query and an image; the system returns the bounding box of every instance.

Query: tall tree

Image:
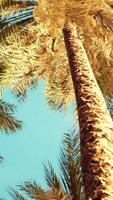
[1,0,113,199]
[63,22,113,199]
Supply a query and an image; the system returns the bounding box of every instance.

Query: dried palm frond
[0,24,48,99]
[0,6,34,33]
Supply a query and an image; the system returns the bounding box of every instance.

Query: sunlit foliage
[0,0,113,110]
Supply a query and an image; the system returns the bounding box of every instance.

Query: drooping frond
[44,34,74,110]
[45,68,74,111]
[0,22,53,99]
[0,100,22,133]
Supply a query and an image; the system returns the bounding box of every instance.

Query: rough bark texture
[63,22,113,200]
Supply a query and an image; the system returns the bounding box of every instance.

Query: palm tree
[1,0,113,198]
[6,132,84,200]
[63,22,113,199]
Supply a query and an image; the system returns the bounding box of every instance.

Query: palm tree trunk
[63,22,113,199]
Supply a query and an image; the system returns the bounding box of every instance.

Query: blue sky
[0,81,74,198]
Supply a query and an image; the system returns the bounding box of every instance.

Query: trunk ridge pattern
[63,22,113,200]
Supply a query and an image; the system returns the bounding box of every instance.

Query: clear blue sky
[0,81,74,198]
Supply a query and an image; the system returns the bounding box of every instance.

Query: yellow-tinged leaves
[34,0,65,38]
[1,0,113,105]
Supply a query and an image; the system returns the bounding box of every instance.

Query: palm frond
[43,131,84,200]
[95,8,113,31]
[19,181,43,199]
[0,100,22,133]
[19,181,58,200]
[45,64,74,111]
[44,161,61,190]
[0,6,34,33]
[44,161,69,200]
[8,187,27,200]
[0,22,49,99]
[60,133,84,200]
